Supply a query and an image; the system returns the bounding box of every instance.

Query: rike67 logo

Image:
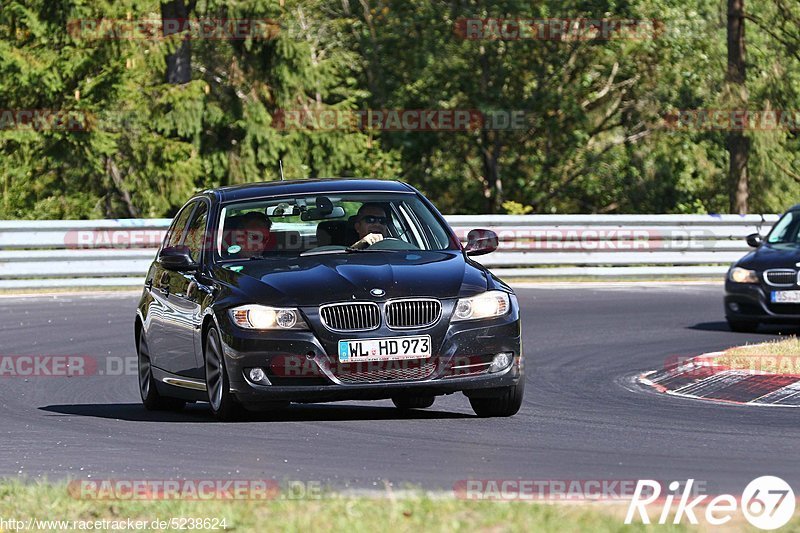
[625,477,795,530]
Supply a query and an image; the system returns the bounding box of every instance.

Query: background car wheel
[205,327,240,421]
[469,380,525,418]
[392,395,435,409]
[138,331,185,411]
[726,319,759,333]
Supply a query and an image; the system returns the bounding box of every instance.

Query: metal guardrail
[0,215,778,288]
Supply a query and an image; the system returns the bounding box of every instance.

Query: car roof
[208,178,415,203]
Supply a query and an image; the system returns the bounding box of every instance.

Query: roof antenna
[279,160,285,181]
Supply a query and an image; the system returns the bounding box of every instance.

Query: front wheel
[205,327,240,421]
[138,330,185,411]
[469,379,525,418]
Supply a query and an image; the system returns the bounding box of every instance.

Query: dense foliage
[1,0,798,218]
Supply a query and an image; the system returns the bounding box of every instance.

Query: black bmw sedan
[135,179,524,420]
[725,204,800,332]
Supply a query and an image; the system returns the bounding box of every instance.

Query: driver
[352,203,389,249]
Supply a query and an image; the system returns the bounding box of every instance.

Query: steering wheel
[366,237,418,250]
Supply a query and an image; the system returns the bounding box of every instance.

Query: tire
[727,319,759,333]
[392,395,435,410]
[138,330,185,411]
[469,379,525,418]
[204,326,240,421]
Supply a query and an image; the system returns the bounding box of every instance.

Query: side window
[184,202,209,262]
[163,202,196,249]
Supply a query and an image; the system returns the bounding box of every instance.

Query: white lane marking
[751,380,800,405]
[672,370,751,396]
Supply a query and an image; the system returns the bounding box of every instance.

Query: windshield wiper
[300,247,396,257]
[300,248,355,257]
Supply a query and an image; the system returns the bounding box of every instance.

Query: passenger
[224,212,274,258]
[352,203,389,249]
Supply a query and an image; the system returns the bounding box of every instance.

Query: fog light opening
[489,352,513,373]
[248,367,268,383]
[729,302,740,312]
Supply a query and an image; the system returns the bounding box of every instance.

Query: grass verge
[725,336,800,357]
[0,480,698,533]
[703,337,800,375]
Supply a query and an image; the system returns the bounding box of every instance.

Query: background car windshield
[767,212,800,244]
[216,192,457,260]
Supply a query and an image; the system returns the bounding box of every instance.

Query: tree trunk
[162,0,194,84]
[107,158,140,218]
[727,0,748,214]
[479,130,503,214]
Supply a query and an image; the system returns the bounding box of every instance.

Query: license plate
[771,291,800,303]
[338,335,431,362]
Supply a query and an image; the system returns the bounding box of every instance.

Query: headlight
[452,291,511,322]
[228,305,308,330]
[729,267,759,284]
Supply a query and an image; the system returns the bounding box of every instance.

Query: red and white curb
[639,348,800,407]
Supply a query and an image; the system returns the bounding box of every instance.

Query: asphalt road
[0,285,798,494]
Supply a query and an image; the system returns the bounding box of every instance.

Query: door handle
[145,278,153,291]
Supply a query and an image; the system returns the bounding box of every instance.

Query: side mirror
[745,233,762,248]
[158,246,198,272]
[464,229,499,256]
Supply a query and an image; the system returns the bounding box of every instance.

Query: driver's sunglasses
[360,215,388,225]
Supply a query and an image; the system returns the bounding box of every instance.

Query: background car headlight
[453,291,511,322]
[729,267,759,284]
[229,305,308,330]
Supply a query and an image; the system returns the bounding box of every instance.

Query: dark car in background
[135,179,524,420]
[725,204,800,332]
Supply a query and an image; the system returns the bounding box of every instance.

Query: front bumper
[725,280,800,323]
[216,306,523,405]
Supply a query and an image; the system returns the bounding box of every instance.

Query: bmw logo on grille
[370,288,385,297]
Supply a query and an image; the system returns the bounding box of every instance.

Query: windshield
[215,192,458,261]
[767,211,800,244]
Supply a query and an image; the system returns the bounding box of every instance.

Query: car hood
[737,243,800,270]
[213,251,489,306]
